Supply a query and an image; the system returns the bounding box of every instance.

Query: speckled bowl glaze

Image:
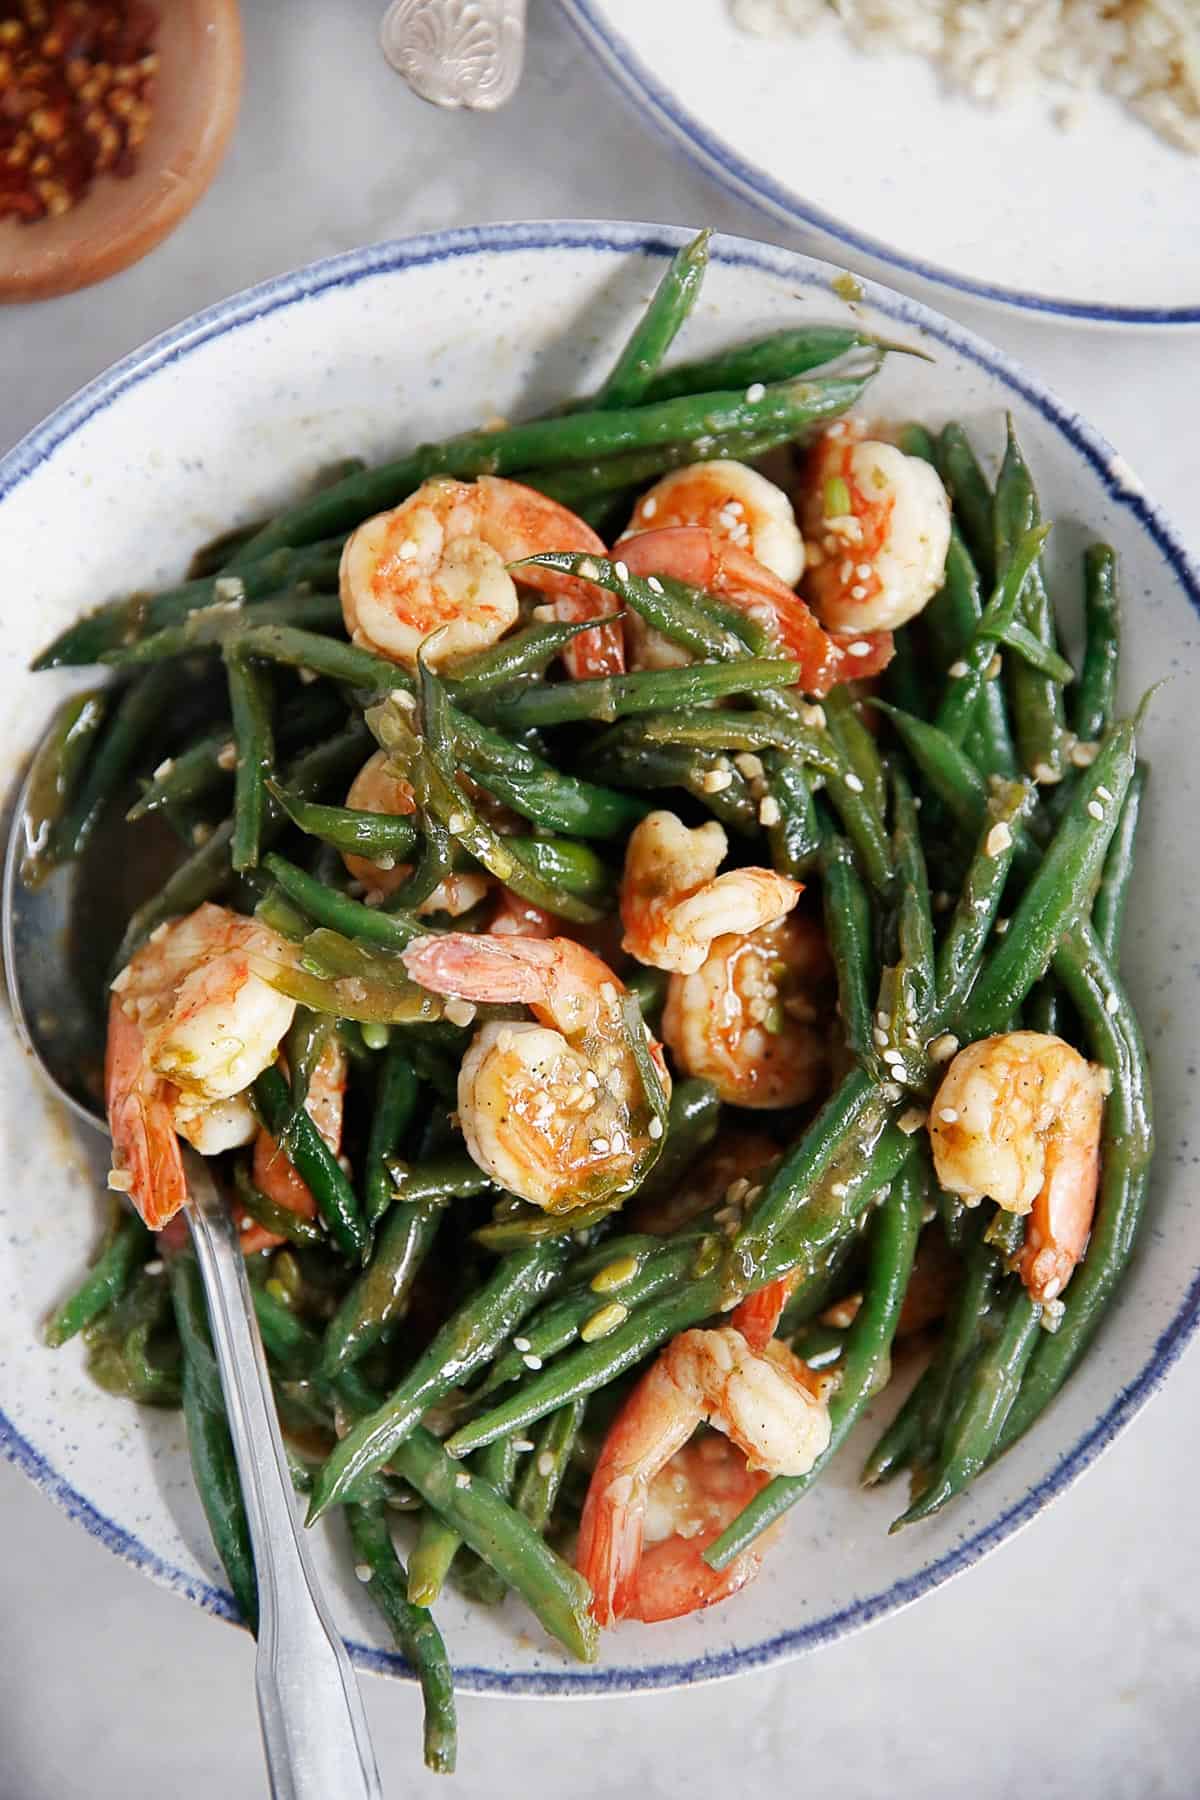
[1,223,1197,1696]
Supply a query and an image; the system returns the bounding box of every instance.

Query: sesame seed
[107,1168,133,1193]
[745,382,766,402]
[592,1254,640,1292]
[1071,741,1099,768]
[734,752,764,780]
[726,1178,751,1205]
[455,1472,472,1489]
[938,1107,959,1124]
[929,1033,959,1063]
[1087,800,1105,821]
[829,1181,849,1197]
[882,1048,904,1066]
[577,558,600,581]
[648,1115,664,1140]
[531,603,556,623]
[1032,761,1058,784]
[873,1028,888,1046]
[844,772,864,794]
[354,1563,373,1582]
[523,1354,544,1370]
[143,1259,164,1276]
[641,497,658,520]
[614,560,629,583]
[647,575,665,594]
[948,660,969,679]
[537,1451,556,1477]
[444,998,477,1028]
[898,1107,927,1136]
[800,703,826,728]
[1041,1298,1066,1333]
[702,767,734,793]
[986,822,1013,857]
[1095,785,1113,803]
[994,916,1010,935]
[847,640,872,657]
[1041,1276,1063,1302]
[855,563,872,579]
[758,795,781,826]
[513,1337,531,1352]
[447,811,469,834]
[512,1439,535,1453]
[1105,990,1120,1013]
[840,560,854,583]
[591,1137,610,1157]
[581,1302,629,1342]
[850,584,868,600]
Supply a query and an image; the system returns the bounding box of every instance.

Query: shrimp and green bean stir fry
[29,234,1153,1776]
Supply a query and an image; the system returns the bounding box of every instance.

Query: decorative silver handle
[380,0,527,111]
[183,1154,381,1800]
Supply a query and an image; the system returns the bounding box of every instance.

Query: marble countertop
[3,4,1198,1795]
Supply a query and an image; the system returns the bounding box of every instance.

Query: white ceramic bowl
[1,222,1197,1696]
[564,0,1200,328]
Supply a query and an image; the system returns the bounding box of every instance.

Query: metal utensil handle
[184,1157,381,1800]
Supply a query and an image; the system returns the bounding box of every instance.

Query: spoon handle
[183,1154,381,1800]
[379,0,526,111]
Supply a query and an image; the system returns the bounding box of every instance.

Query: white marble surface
[2,3,1199,1796]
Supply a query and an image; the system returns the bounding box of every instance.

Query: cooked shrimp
[620,809,801,975]
[662,911,833,1109]
[487,889,561,938]
[624,1438,776,1624]
[105,904,298,1228]
[401,933,670,1212]
[620,459,805,585]
[802,421,951,633]
[340,474,622,676]
[340,750,491,916]
[238,1035,349,1255]
[929,1031,1107,1304]
[618,525,892,690]
[575,1326,830,1625]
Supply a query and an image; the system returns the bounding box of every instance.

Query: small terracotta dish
[0,0,242,304]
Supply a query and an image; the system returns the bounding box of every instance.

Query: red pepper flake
[0,0,158,224]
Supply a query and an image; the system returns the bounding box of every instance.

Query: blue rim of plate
[2,220,1199,1696]
[562,0,1200,329]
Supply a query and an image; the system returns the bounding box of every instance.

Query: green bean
[231,1161,326,1250]
[638,326,902,404]
[819,817,876,1062]
[934,779,1034,1016]
[320,1200,442,1377]
[408,1512,464,1608]
[252,1065,367,1262]
[171,1257,257,1630]
[445,619,592,692]
[589,735,760,837]
[266,790,419,862]
[933,525,1049,749]
[459,733,647,839]
[456,1434,524,1605]
[823,685,887,820]
[306,1241,569,1520]
[344,1501,457,1774]
[984,618,1075,684]
[31,540,345,670]
[893,1282,1041,1526]
[18,687,109,885]
[128,687,346,822]
[1093,763,1145,963]
[45,1203,151,1347]
[626,965,668,1028]
[920,524,1018,780]
[226,372,878,567]
[995,420,1071,781]
[475,656,803,732]
[386,1153,497,1208]
[84,1265,181,1407]
[705,1157,924,1566]
[510,837,614,907]
[993,921,1153,1455]
[263,852,429,950]
[448,1131,918,1457]
[525,428,796,510]
[520,551,749,664]
[881,624,930,720]
[935,424,996,590]
[51,663,179,860]
[885,767,936,1055]
[765,753,822,876]
[512,1399,587,1534]
[478,1232,710,1396]
[593,228,710,409]
[623,1077,722,1214]
[365,1043,420,1226]
[879,702,989,836]
[114,722,371,967]
[253,1288,597,1660]
[1075,544,1121,746]
[897,422,936,463]
[957,717,1136,1039]
[101,590,344,664]
[224,647,274,871]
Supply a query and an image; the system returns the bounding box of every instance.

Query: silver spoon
[2,737,382,1800]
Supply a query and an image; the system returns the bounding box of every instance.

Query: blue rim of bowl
[2,219,1199,1696]
[562,0,1200,329]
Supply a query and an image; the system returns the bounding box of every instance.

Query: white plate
[1,222,1198,1697]
[565,0,1200,326]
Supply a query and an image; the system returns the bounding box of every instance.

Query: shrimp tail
[401,931,558,1005]
[105,995,187,1230]
[729,1270,800,1351]
[575,1476,646,1627]
[628,1524,768,1624]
